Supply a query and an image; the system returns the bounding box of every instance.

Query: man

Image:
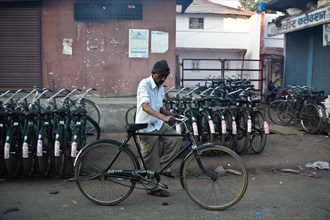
[135,59,181,197]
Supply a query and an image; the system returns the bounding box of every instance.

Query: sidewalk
[88,96,136,132]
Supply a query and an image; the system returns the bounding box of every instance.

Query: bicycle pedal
[158,183,168,189]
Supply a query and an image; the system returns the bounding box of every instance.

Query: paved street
[0,130,329,220]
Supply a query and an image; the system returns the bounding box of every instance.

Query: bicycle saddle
[126,123,148,133]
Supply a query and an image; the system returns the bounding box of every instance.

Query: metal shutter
[311,26,330,95]
[285,26,330,94]
[0,7,41,90]
[285,30,309,86]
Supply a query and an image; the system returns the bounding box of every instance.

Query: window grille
[74,2,143,21]
[189,17,203,29]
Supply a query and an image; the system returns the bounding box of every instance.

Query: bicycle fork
[4,122,21,160]
[22,121,34,159]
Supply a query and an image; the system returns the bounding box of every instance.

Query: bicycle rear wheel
[85,115,101,144]
[71,99,101,134]
[267,100,283,125]
[125,106,136,125]
[72,98,101,124]
[75,139,139,206]
[181,145,248,210]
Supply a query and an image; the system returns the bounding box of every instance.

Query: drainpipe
[259,11,266,97]
[240,49,247,79]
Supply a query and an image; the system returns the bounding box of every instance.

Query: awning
[177,0,193,13]
[266,0,312,12]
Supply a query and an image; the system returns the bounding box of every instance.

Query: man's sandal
[147,189,170,197]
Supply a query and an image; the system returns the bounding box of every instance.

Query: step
[90,97,136,132]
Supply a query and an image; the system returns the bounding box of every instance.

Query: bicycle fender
[179,143,215,188]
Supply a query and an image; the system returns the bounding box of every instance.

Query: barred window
[192,60,200,70]
[189,18,203,29]
[74,3,143,21]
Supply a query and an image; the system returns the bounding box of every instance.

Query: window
[189,18,204,29]
[192,60,200,70]
[74,3,143,21]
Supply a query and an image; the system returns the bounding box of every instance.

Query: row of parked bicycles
[0,88,101,178]
[125,77,270,156]
[267,84,330,135]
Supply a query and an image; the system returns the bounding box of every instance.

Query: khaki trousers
[138,123,181,172]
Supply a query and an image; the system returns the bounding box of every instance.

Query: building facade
[176,0,284,96]
[0,0,192,96]
[266,0,330,95]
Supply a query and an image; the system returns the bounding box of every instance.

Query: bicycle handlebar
[75,88,97,104]
[4,89,24,105]
[18,88,39,105]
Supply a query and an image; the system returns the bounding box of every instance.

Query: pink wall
[41,0,177,96]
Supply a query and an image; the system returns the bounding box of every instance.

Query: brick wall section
[41,0,177,96]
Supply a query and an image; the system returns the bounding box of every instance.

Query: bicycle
[268,86,325,133]
[70,90,101,162]
[3,89,25,177]
[0,90,11,177]
[74,115,248,210]
[52,89,76,176]
[19,88,42,176]
[36,89,56,176]
[231,88,269,154]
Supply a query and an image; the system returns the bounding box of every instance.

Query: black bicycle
[74,116,248,210]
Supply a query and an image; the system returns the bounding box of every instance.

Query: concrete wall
[176,14,251,49]
[41,0,177,96]
[264,14,284,49]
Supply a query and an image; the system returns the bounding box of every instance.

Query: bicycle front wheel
[38,126,53,176]
[300,104,322,134]
[268,100,283,124]
[22,126,37,176]
[5,127,22,177]
[75,139,139,206]
[0,123,7,177]
[250,111,267,154]
[199,111,214,144]
[181,145,248,210]
[277,101,294,125]
[235,111,250,154]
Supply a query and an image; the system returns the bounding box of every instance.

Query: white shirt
[135,75,165,132]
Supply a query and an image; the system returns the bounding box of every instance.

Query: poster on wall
[323,24,330,47]
[151,31,169,53]
[129,29,149,58]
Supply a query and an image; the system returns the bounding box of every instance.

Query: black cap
[151,60,170,75]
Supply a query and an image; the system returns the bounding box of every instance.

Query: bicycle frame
[99,121,217,187]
